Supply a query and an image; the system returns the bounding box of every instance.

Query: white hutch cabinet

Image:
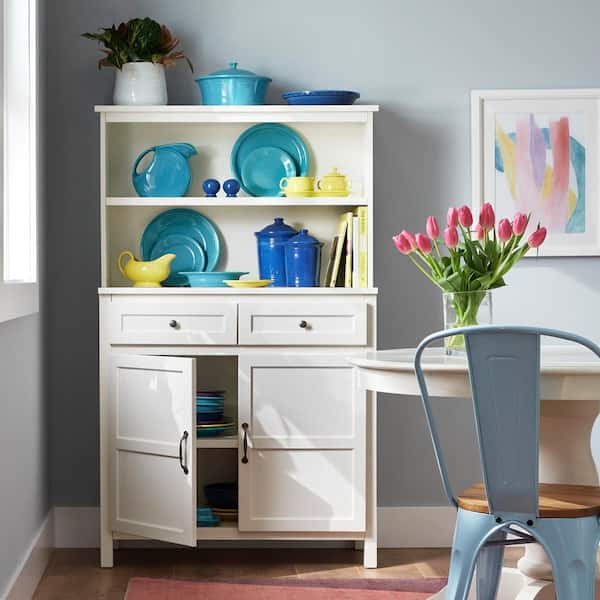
[96,105,379,568]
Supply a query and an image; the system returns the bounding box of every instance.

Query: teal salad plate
[231,124,309,196]
[141,209,221,285]
[240,146,296,196]
[181,271,249,288]
[149,233,207,286]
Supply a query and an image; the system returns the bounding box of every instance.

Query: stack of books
[325,207,368,288]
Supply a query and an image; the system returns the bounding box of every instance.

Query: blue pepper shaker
[203,178,220,197]
[284,229,323,287]
[223,178,240,197]
[255,217,297,286]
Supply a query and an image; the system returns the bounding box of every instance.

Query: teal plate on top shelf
[231,124,309,196]
[141,209,221,285]
[240,146,297,197]
[149,233,207,287]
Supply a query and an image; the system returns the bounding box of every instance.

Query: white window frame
[0,0,39,322]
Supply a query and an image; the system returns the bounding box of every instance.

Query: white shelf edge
[196,436,238,449]
[105,196,368,207]
[98,287,378,295]
[195,524,364,541]
[95,104,379,113]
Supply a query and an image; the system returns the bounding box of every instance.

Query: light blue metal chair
[414,325,600,600]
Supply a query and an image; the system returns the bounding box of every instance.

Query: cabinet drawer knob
[299,320,308,329]
[169,320,179,329]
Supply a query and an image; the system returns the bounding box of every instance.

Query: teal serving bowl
[181,271,249,287]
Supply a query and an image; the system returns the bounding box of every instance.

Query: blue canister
[255,218,297,286]
[284,229,323,287]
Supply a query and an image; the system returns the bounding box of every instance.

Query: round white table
[349,346,600,600]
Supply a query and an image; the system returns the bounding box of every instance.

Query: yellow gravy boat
[118,251,176,287]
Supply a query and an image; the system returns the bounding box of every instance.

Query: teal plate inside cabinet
[240,146,297,196]
[231,123,309,196]
[141,209,221,284]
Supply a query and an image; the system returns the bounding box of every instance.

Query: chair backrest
[414,325,600,519]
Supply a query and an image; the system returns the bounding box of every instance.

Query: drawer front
[238,301,367,345]
[109,301,237,345]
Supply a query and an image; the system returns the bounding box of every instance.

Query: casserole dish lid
[198,61,272,81]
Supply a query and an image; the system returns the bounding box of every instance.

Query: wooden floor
[32,546,524,599]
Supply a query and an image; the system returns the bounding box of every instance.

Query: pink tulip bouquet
[393,203,546,348]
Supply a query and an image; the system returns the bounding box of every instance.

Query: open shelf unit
[97,104,377,288]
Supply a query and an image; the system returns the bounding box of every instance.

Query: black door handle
[179,430,189,474]
[241,423,249,464]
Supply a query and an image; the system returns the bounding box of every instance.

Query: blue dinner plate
[149,233,207,286]
[231,124,309,192]
[282,90,360,105]
[141,209,221,279]
[240,146,297,197]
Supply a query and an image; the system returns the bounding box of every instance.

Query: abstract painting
[495,113,585,234]
[472,91,600,256]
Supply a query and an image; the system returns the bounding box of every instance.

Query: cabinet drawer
[109,300,237,345]
[238,301,367,345]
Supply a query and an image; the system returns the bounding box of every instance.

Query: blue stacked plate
[197,506,220,527]
[196,391,224,423]
[140,209,221,286]
[282,90,360,105]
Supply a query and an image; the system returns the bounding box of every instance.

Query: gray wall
[0,316,47,595]
[46,0,600,507]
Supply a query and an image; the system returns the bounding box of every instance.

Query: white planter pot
[113,62,167,106]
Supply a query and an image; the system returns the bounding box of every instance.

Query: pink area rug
[126,577,447,599]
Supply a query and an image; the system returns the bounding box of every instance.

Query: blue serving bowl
[180,271,249,288]
[282,90,360,105]
[204,482,238,509]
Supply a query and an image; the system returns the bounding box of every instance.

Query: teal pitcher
[132,143,197,197]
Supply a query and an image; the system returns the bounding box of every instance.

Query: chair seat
[458,482,600,518]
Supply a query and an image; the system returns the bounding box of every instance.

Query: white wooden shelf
[106,196,366,207]
[196,436,238,449]
[98,287,378,296]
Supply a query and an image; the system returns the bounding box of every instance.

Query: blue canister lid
[255,217,297,240]
[285,229,323,246]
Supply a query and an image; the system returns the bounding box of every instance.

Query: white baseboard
[52,505,455,549]
[378,506,456,548]
[3,510,54,600]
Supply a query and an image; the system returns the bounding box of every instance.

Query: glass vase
[443,291,493,354]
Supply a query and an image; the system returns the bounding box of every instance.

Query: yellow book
[329,213,348,287]
[357,206,368,288]
[344,211,353,288]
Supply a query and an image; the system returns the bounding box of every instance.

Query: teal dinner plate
[149,233,206,286]
[231,124,309,195]
[240,146,296,197]
[141,209,221,279]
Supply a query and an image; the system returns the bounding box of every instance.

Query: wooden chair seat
[458,482,600,518]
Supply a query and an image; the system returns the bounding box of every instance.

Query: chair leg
[446,509,497,600]
[534,516,599,600]
[476,528,506,600]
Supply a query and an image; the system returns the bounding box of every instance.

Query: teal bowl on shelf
[180,271,249,287]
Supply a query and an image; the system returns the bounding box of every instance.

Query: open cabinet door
[109,354,196,546]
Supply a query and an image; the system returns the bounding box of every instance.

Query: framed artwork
[472,89,600,256]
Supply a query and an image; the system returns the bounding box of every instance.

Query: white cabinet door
[109,354,196,546]
[238,355,365,532]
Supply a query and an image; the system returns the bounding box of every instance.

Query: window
[0,0,38,322]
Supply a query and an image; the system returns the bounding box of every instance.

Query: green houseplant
[82,18,192,105]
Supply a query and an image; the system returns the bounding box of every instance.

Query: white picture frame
[472,89,600,257]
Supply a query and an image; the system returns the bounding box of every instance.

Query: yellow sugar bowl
[316,167,352,196]
[118,251,176,287]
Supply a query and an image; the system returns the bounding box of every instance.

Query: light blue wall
[0,315,47,595]
[46,0,600,507]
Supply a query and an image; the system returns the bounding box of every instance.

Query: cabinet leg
[100,531,114,568]
[363,537,378,568]
[363,389,377,568]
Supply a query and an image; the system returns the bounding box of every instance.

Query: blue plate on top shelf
[231,124,309,196]
[282,90,360,105]
[141,209,221,269]
[149,233,207,287]
[240,146,297,197]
